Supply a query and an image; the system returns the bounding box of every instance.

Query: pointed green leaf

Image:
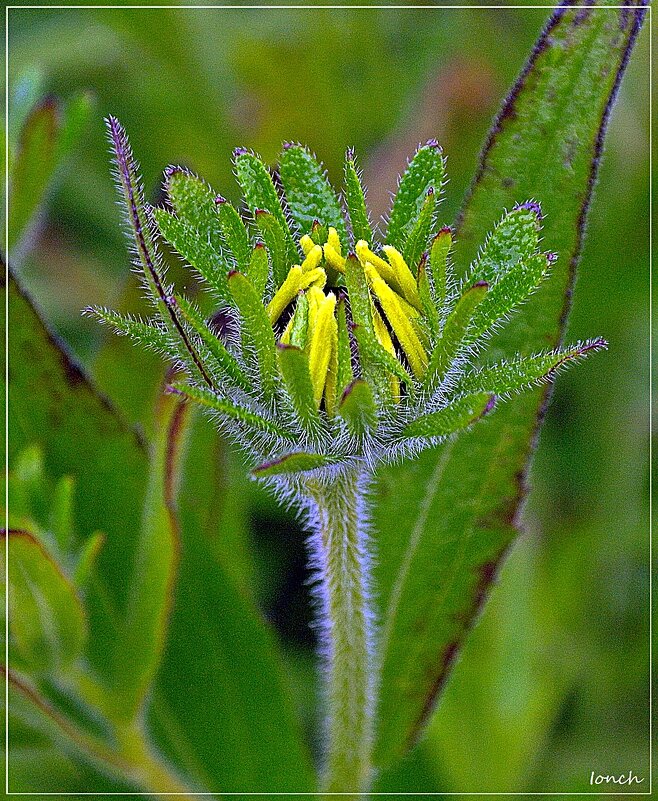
[336,298,354,397]
[289,292,309,349]
[252,452,343,477]
[279,143,348,247]
[216,197,252,272]
[254,209,290,287]
[417,256,440,339]
[233,149,297,261]
[344,149,373,245]
[276,344,320,433]
[386,141,444,251]
[338,380,377,437]
[468,252,551,342]
[457,339,608,396]
[403,188,437,275]
[429,227,452,313]
[344,254,374,336]
[169,382,290,438]
[352,324,413,393]
[423,281,489,394]
[87,306,174,357]
[246,243,270,298]
[374,3,644,769]
[227,271,277,400]
[402,393,495,439]
[4,529,86,673]
[154,207,229,300]
[469,203,542,285]
[164,168,222,246]
[170,294,249,391]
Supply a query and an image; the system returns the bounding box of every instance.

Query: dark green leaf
[216,197,252,272]
[254,209,290,287]
[403,189,436,275]
[373,3,645,768]
[338,380,377,437]
[246,243,270,298]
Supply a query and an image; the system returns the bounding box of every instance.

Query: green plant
[4,3,646,798]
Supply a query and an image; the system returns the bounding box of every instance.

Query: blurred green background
[5,2,651,794]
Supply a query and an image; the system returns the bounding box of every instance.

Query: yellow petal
[300,234,315,255]
[327,226,342,256]
[364,264,427,379]
[266,265,303,324]
[308,292,337,407]
[300,267,327,290]
[371,305,401,402]
[382,245,422,310]
[356,240,397,287]
[323,242,346,273]
[301,244,323,272]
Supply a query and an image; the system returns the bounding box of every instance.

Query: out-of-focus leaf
[373,2,646,769]
[8,92,93,257]
[4,272,149,688]
[3,529,86,673]
[111,391,185,721]
[148,406,316,793]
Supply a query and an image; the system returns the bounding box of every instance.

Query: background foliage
[3,2,650,796]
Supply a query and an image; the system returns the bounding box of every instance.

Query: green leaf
[468,252,551,342]
[106,389,184,722]
[386,141,444,252]
[164,167,222,247]
[468,204,542,285]
[429,227,452,313]
[338,380,377,437]
[233,149,297,262]
[423,281,489,394]
[279,143,348,247]
[373,2,645,768]
[343,149,373,245]
[5,272,150,693]
[417,256,440,338]
[336,298,354,397]
[402,189,436,275]
[216,197,252,272]
[9,92,92,257]
[228,271,278,401]
[154,208,230,300]
[401,392,495,439]
[289,293,309,349]
[352,324,413,394]
[4,530,86,673]
[148,409,316,791]
[254,209,290,287]
[456,339,607,396]
[252,452,343,477]
[169,382,290,439]
[87,306,174,358]
[170,294,250,391]
[246,243,270,298]
[276,345,320,433]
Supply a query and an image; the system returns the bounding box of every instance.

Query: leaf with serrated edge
[253,452,343,477]
[373,4,645,768]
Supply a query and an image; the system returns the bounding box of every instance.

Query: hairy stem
[303,463,375,798]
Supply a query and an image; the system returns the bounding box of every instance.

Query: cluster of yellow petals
[266,226,430,410]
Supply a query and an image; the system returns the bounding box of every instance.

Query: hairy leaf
[252,452,342,477]
[277,345,320,433]
[254,209,290,287]
[401,393,495,440]
[279,144,348,247]
[343,150,373,245]
[338,380,377,437]
[386,142,444,252]
[216,197,252,272]
[373,2,645,768]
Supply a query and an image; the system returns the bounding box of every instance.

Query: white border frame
[4,3,652,796]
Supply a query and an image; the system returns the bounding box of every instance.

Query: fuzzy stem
[303,463,375,798]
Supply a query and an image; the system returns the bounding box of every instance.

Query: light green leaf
[277,345,320,433]
[343,149,373,245]
[253,452,343,477]
[254,209,290,287]
[403,189,436,275]
[279,143,348,247]
[338,380,377,438]
[164,168,222,247]
[246,243,270,298]
[373,2,645,768]
[216,197,252,272]
[401,392,494,439]
[4,529,86,673]
[228,271,278,401]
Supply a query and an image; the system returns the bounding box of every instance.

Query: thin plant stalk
[303,464,375,797]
